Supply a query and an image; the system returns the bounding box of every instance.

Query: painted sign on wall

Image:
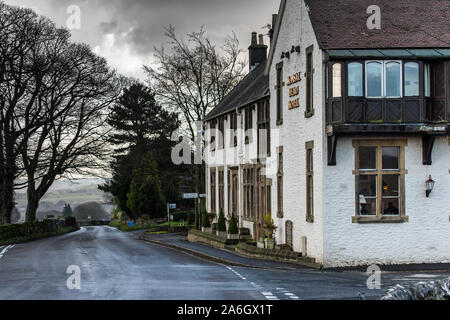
[287,72,301,110]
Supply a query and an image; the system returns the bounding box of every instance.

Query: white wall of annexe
[268,0,326,263]
[205,104,265,227]
[323,136,450,268]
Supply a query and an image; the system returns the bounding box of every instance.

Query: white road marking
[408,274,440,278]
[0,245,14,260]
[225,267,280,300]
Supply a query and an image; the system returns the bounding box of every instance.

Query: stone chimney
[248,32,268,71]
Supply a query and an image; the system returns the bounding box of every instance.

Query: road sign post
[182,193,206,230]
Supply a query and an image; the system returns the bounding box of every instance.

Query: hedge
[0,218,77,242]
[171,210,195,222]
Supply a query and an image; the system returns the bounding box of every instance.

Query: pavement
[138,232,309,270]
[0,226,450,300]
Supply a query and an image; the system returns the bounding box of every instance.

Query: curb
[139,236,318,271]
[138,236,254,268]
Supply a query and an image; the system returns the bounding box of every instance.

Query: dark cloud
[4,0,279,78]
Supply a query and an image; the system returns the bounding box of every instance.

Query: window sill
[306,216,314,223]
[276,120,283,126]
[352,216,409,224]
[277,211,284,219]
[305,110,315,119]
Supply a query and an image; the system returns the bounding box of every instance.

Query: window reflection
[404,62,419,96]
[359,147,377,170]
[382,147,399,170]
[385,62,401,97]
[348,63,362,97]
[366,62,382,97]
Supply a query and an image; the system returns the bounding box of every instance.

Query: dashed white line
[226,267,280,300]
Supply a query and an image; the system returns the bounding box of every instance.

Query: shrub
[263,213,277,239]
[201,209,211,228]
[172,211,195,223]
[0,220,74,242]
[228,214,238,234]
[217,208,226,232]
[64,216,77,228]
[239,228,250,236]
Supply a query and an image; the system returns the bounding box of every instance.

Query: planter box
[264,238,275,250]
[216,231,227,238]
[202,227,212,234]
[227,233,239,240]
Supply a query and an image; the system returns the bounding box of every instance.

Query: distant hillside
[14,178,114,221]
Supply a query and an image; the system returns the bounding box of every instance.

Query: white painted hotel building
[205,0,450,267]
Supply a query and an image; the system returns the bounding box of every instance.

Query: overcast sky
[4,0,279,80]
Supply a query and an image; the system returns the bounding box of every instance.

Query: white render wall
[205,105,259,221]
[323,136,450,267]
[268,0,326,263]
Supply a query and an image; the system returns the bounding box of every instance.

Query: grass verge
[109,220,194,233]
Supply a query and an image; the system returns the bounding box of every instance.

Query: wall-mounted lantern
[425,175,435,198]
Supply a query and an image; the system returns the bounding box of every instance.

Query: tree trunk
[1,150,16,225]
[25,189,40,222]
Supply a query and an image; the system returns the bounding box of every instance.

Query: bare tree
[0,4,66,224]
[145,25,246,142]
[21,42,121,222]
[0,3,121,223]
[144,26,246,222]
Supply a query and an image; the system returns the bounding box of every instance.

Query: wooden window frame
[305,45,315,118]
[244,107,254,145]
[257,100,271,159]
[404,62,420,98]
[230,113,238,147]
[210,168,216,213]
[276,62,284,125]
[365,60,403,98]
[332,62,342,98]
[243,165,255,220]
[217,117,225,150]
[305,141,314,223]
[227,169,232,214]
[352,139,409,224]
[218,168,225,212]
[277,146,284,218]
[210,120,217,152]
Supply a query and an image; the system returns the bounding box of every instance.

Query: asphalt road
[0,226,449,300]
